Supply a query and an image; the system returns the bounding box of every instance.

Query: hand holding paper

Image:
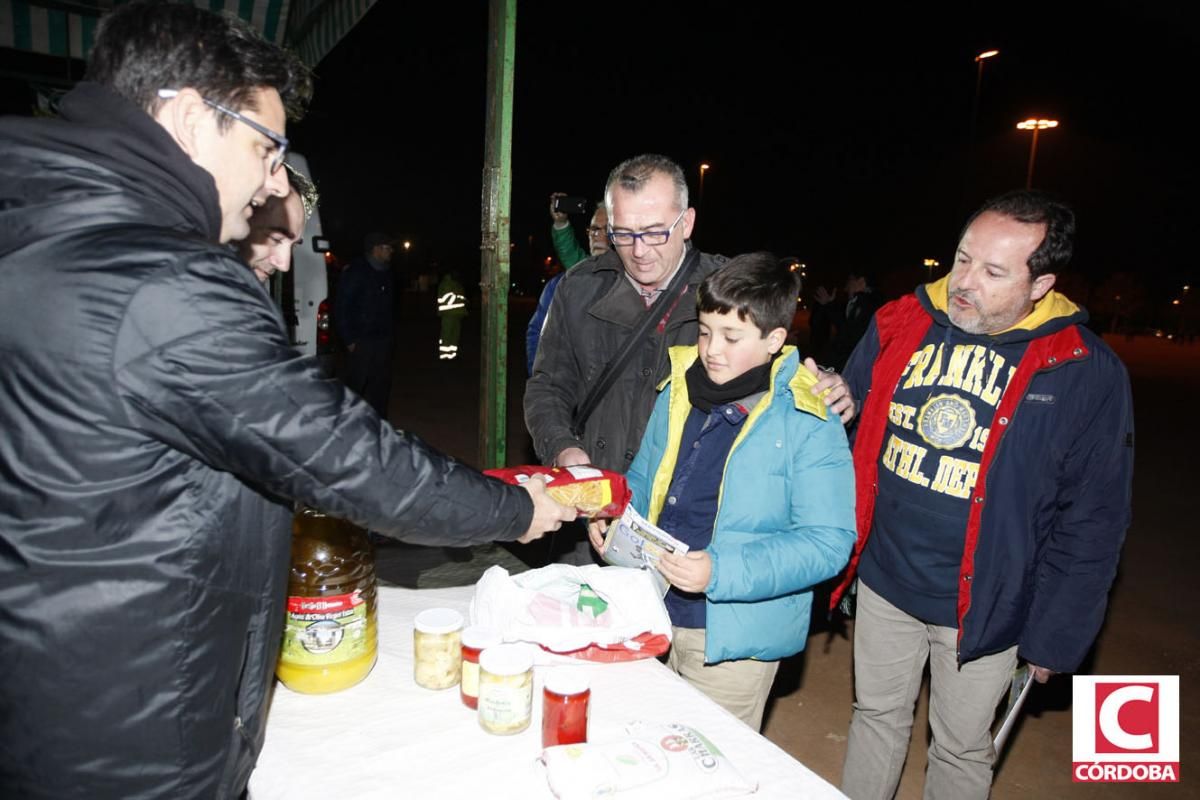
[600,505,689,597]
[657,550,712,594]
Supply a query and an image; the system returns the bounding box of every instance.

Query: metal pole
[971,59,984,142]
[1025,127,1040,189]
[479,0,516,468]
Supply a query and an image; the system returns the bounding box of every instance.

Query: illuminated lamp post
[971,50,999,137]
[1016,118,1058,189]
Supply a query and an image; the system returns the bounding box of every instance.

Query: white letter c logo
[1098,685,1154,751]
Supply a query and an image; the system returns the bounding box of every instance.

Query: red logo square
[1094,682,1157,754]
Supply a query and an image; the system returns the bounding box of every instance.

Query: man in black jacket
[0,4,572,798]
[335,232,397,417]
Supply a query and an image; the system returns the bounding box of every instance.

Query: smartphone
[553,196,588,215]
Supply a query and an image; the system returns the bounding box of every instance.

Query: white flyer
[601,505,689,597]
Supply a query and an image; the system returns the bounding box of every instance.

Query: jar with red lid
[541,669,590,747]
[460,626,502,709]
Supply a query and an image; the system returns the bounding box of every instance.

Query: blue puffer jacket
[628,346,857,664]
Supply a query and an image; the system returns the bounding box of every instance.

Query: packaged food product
[460,626,503,709]
[483,465,631,518]
[413,608,464,690]
[540,721,757,800]
[478,644,533,735]
[276,507,378,694]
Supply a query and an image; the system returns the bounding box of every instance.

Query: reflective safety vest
[437,291,465,313]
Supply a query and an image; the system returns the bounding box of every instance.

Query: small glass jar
[460,626,503,709]
[413,608,464,690]
[477,644,533,735]
[542,669,590,747]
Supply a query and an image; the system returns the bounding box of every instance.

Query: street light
[971,50,999,138]
[924,258,940,280]
[699,163,710,205]
[1016,118,1058,189]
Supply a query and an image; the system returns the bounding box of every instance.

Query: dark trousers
[344,336,393,421]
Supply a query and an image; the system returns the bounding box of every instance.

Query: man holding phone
[525,191,612,373]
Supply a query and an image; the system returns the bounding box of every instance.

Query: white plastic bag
[470,564,672,662]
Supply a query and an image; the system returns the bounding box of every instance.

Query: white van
[273,153,334,376]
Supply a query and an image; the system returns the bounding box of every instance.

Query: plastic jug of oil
[276,507,378,693]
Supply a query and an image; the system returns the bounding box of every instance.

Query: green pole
[479,0,516,468]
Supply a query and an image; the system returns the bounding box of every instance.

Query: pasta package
[484,465,631,519]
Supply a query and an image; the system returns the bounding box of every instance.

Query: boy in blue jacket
[589,252,856,730]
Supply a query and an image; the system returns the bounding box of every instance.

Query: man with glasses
[525,192,611,373]
[525,154,728,563]
[0,4,573,798]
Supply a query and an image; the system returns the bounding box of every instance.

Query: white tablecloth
[249,585,846,799]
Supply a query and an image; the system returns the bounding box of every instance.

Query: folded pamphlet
[601,505,689,597]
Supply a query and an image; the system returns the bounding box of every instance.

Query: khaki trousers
[841,580,1017,800]
[667,626,780,731]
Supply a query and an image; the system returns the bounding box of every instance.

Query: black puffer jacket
[524,246,725,472]
[0,83,531,799]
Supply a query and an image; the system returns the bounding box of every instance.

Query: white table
[249,585,846,799]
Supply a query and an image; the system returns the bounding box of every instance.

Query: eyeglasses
[607,209,687,248]
[586,226,607,238]
[157,89,289,174]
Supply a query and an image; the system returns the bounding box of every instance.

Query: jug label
[281,590,369,665]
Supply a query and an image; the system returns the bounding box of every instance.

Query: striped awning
[0,0,374,67]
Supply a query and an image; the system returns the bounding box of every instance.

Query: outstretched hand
[517,474,576,543]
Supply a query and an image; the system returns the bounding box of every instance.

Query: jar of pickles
[477,644,533,735]
[413,608,464,690]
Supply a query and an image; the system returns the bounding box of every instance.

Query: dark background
[2,1,1195,325]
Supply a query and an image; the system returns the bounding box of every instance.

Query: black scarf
[685,354,777,413]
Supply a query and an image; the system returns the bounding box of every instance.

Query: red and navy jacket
[831,277,1134,672]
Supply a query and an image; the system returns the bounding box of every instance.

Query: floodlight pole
[479,0,516,468]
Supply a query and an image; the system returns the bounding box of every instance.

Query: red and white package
[484,465,631,519]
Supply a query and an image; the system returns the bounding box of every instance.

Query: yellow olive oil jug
[276,507,378,693]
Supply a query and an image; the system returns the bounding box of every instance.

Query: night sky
[290,1,1194,318]
[3,2,1195,320]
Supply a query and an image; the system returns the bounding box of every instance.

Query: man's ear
[1030,272,1056,303]
[766,326,788,354]
[679,207,697,240]
[152,88,211,159]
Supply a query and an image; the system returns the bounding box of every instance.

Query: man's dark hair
[604,154,689,214]
[963,190,1075,278]
[697,252,799,335]
[86,1,311,126]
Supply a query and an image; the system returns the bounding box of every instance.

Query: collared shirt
[658,400,750,628]
[624,250,686,308]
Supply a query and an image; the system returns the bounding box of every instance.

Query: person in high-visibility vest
[436,271,467,360]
